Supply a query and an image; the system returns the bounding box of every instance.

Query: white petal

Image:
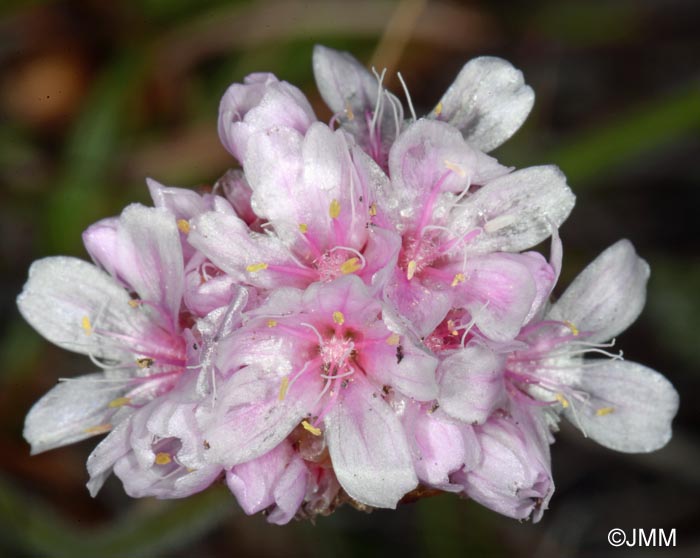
[313,45,378,121]
[188,209,308,289]
[23,373,126,454]
[438,345,506,424]
[452,165,575,253]
[455,253,538,342]
[432,56,534,152]
[548,239,650,343]
[200,366,318,468]
[116,204,185,321]
[17,256,138,359]
[566,360,678,453]
[325,376,417,508]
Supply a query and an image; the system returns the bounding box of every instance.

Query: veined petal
[451,165,575,253]
[116,204,185,323]
[147,177,210,219]
[385,120,507,229]
[548,239,650,343]
[452,253,537,342]
[384,271,453,338]
[200,366,321,468]
[82,217,120,279]
[360,332,439,401]
[438,345,506,425]
[431,56,534,152]
[218,73,315,162]
[188,209,309,289]
[313,45,378,120]
[227,442,294,515]
[404,403,466,489]
[325,375,417,508]
[566,360,678,453]
[23,373,127,454]
[17,256,140,360]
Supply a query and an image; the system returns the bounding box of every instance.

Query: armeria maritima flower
[20,45,678,525]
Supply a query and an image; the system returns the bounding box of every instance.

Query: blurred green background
[1,0,699,556]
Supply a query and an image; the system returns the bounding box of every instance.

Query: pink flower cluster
[19,46,678,524]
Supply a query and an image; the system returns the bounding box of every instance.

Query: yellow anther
[564,321,580,336]
[81,316,92,336]
[447,319,459,335]
[298,223,308,234]
[332,311,345,325]
[246,262,268,273]
[278,376,289,401]
[406,260,417,280]
[340,257,362,275]
[267,319,277,328]
[554,393,569,408]
[444,159,466,177]
[369,203,377,217]
[108,397,131,409]
[596,407,615,416]
[136,357,154,369]
[451,273,466,287]
[345,101,355,121]
[128,299,141,308]
[329,199,341,219]
[85,424,112,435]
[154,452,172,465]
[386,333,400,346]
[177,219,190,234]
[302,420,322,436]
[434,102,443,116]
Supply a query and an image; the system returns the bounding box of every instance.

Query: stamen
[298,223,308,234]
[136,357,154,369]
[344,101,355,121]
[433,102,443,117]
[81,316,92,336]
[483,214,517,233]
[397,72,417,122]
[329,199,341,219]
[267,319,277,328]
[332,311,345,325]
[451,273,466,287]
[340,258,362,274]
[406,260,417,280]
[108,396,131,408]
[386,333,400,346]
[278,376,290,401]
[369,203,378,217]
[554,393,570,408]
[596,406,615,416]
[177,219,190,234]
[155,452,172,465]
[85,424,112,434]
[444,160,466,177]
[302,420,322,436]
[246,262,268,273]
[128,299,141,308]
[564,321,580,336]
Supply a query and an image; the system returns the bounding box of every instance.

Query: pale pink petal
[565,360,678,453]
[451,165,575,254]
[431,56,534,152]
[438,345,506,424]
[548,239,650,343]
[17,256,143,360]
[324,375,417,508]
